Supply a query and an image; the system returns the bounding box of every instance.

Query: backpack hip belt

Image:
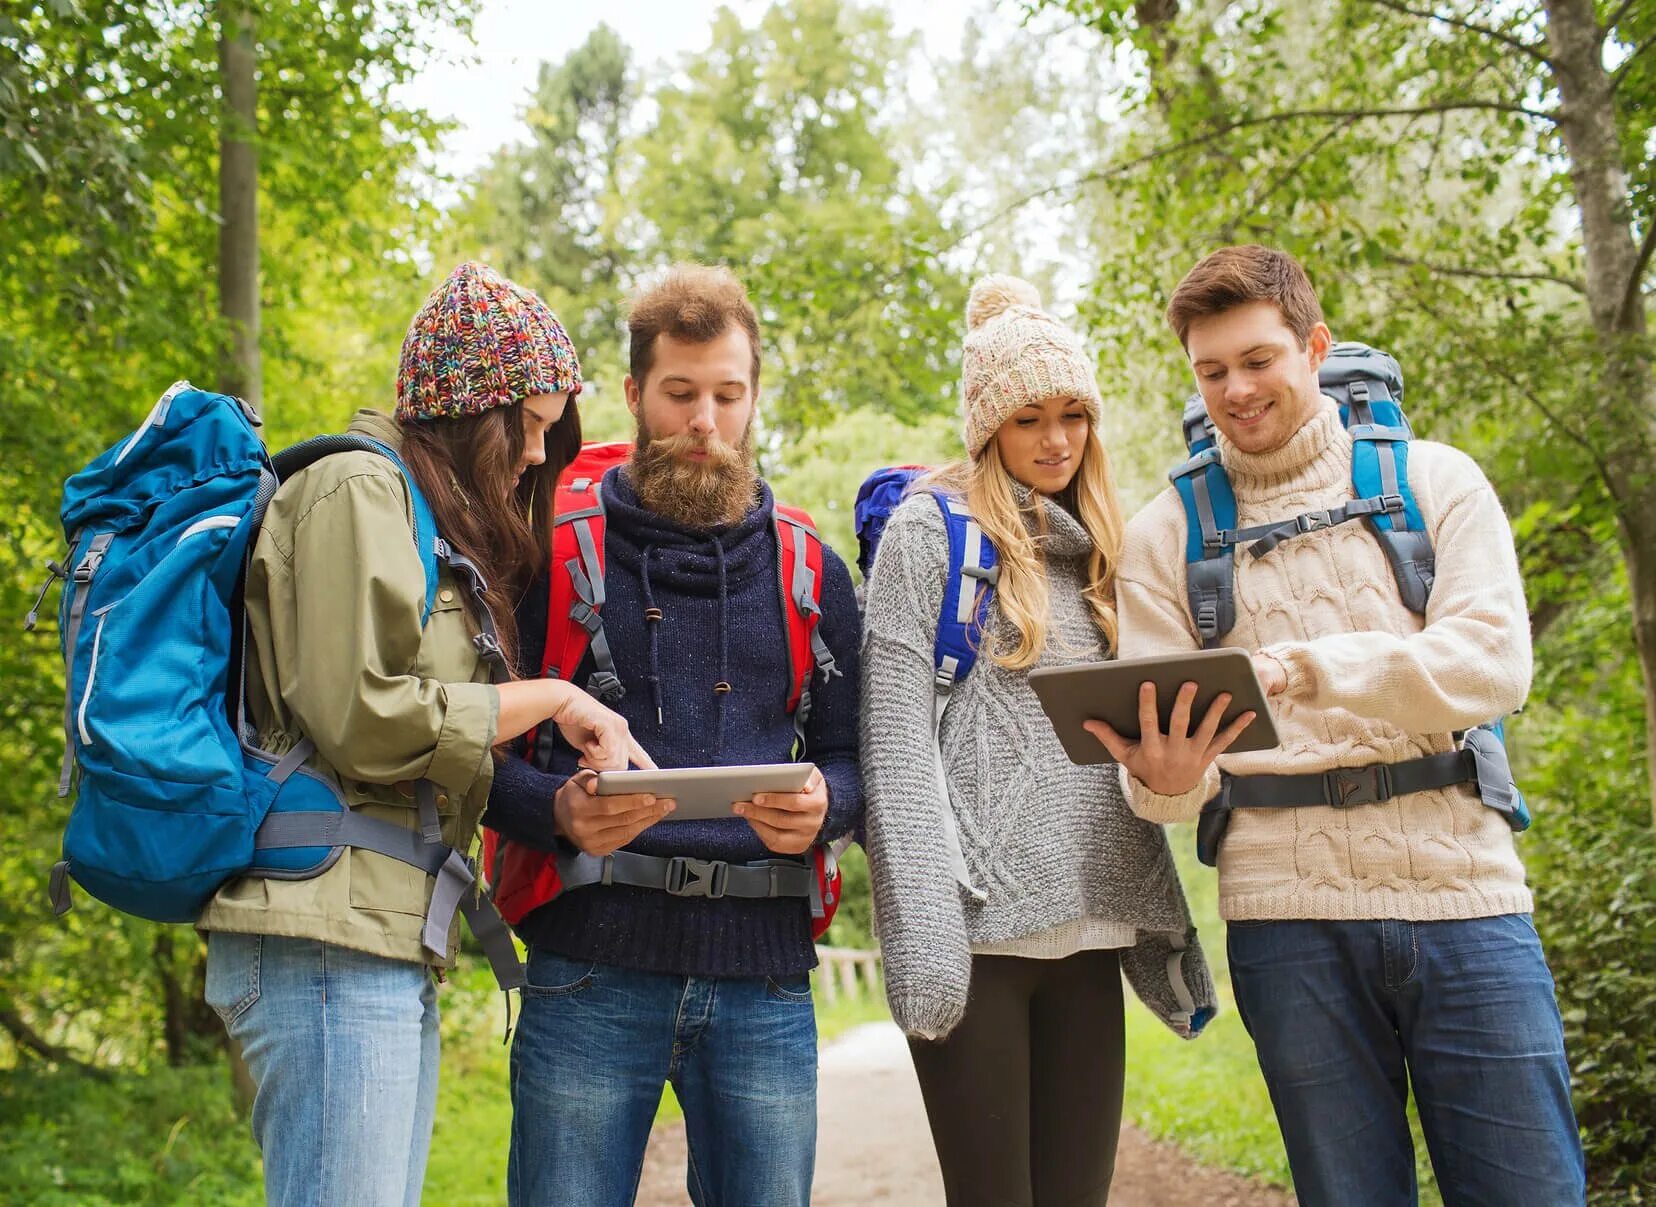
[1195,725,1530,866]
[556,849,817,903]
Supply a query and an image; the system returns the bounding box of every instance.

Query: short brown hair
[627,264,761,388]
[1165,245,1324,348]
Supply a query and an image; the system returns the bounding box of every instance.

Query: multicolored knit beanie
[396,262,582,422]
[960,275,1101,459]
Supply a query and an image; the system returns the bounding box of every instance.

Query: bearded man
[482,264,864,1207]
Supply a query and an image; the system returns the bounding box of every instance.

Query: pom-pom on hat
[960,274,1101,459]
[396,262,582,422]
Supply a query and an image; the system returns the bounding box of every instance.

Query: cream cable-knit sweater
[1117,397,1533,922]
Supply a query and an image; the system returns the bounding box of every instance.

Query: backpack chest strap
[1242,493,1406,559]
[555,848,814,901]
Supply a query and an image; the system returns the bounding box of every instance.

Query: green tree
[628,0,968,437]
[455,23,637,431]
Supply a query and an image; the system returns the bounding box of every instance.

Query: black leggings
[908,949,1126,1207]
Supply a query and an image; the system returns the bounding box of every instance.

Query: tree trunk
[154,931,221,1067]
[217,0,260,416]
[1544,0,1656,824]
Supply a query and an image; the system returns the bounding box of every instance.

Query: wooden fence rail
[812,945,882,1005]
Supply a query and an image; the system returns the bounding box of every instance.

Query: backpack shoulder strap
[773,503,840,753]
[1339,380,1435,613]
[926,491,999,690]
[542,467,622,703]
[1168,439,1240,648]
[272,434,441,623]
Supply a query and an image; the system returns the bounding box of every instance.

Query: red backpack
[482,442,847,939]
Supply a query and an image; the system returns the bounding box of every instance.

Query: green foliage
[0,0,476,1075]
[455,0,969,439]
[1520,569,1656,1198]
[0,1064,261,1206]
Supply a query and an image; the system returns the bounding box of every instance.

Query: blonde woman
[861,277,1220,1207]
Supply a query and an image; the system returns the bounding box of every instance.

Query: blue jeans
[1227,915,1584,1206]
[507,947,818,1207]
[204,932,440,1207]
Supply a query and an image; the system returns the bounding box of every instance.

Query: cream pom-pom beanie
[960,275,1102,459]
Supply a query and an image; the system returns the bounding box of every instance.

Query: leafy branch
[1363,0,1550,62]
[961,99,1558,243]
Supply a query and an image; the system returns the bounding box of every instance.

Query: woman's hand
[546,681,656,772]
[1084,680,1254,797]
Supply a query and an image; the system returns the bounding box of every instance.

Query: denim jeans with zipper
[506,946,818,1207]
[1227,913,1584,1206]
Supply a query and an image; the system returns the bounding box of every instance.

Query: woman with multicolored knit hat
[861,276,1220,1205]
[201,262,648,1207]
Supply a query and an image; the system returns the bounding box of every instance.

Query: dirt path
[636,1021,1292,1206]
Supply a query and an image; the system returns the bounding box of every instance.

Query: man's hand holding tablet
[1029,647,1285,794]
[734,766,829,855]
[1085,681,1257,796]
[555,771,676,858]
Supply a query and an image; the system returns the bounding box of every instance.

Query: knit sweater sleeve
[860,496,973,1041]
[1260,443,1532,732]
[1115,496,1222,825]
[806,545,864,844]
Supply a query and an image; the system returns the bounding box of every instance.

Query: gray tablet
[593,763,816,821]
[1027,648,1279,766]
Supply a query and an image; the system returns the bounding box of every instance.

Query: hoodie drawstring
[640,544,664,726]
[712,538,731,758]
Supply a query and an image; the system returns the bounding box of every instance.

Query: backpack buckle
[1295,510,1333,534]
[72,548,105,584]
[664,856,728,899]
[1377,493,1406,515]
[1324,764,1391,807]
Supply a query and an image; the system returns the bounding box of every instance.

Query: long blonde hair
[925,426,1125,670]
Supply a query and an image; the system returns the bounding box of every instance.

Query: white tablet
[593,763,817,821]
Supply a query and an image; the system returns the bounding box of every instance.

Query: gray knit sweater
[861,489,1217,1042]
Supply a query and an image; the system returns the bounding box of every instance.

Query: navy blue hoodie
[482,466,863,977]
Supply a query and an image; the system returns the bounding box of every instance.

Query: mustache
[637,429,747,469]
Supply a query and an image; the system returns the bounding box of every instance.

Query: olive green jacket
[198,411,500,965]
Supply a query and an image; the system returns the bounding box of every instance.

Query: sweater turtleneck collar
[1216,394,1350,494]
[1011,483,1094,560]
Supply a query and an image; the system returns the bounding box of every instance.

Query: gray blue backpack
[1167,345,1530,865]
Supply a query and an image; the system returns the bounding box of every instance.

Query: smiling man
[1105,246,1584,1204]
[482,265,864,1207]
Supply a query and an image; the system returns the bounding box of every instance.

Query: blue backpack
[855,467,1001,898]
[1167,345,1530,865]
[28,382,523,986]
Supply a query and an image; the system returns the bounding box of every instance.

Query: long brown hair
[398,398,582,672]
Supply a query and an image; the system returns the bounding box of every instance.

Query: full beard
[629,422,760,529]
